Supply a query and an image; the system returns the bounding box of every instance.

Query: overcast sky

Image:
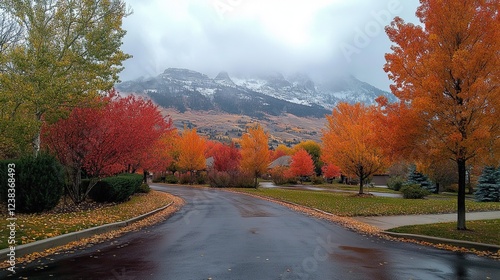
[119,0,421,91]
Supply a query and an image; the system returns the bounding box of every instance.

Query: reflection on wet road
[6,184,499,279]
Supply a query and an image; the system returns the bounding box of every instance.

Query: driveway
[6,184,499,279]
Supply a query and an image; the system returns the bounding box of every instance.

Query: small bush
[444,184,459,193]
[235,174,256,188]
[269,166,295,185]
[197,173,207,185]
[152,178,163,183]
[208,171,232,188]
[311,175,325,185]
[165,174,178,184]
[136,183,151,193]
[0,153,65,213]
[179,173,192,184]
[387,176,405,191]
[208,171,255,188]
[401,184,431,199]
[89,173,142,203]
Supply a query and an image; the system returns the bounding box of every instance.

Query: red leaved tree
[44,90,171,203]
[134,129,177,183]
[288,149,315,182]
[322,164,341,179]
[213,142,241,173]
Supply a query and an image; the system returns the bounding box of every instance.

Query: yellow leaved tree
[240,124,270,188]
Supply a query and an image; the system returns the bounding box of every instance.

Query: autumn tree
[373,96,426,163]
[384,0,500,229]
[176,129,206,183]
[288,149,315,182]
[322,164,341,180]
[240,124,270,188]
[322,103,388,194]
[294,140,322,175]
[0,0,131,156]
[212,142,241,173]
[43,91,170,203]
[133,129,176,183]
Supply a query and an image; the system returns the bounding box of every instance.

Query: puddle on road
[333,245,392,278]
[232,196,276,218]
[338,245,380,254]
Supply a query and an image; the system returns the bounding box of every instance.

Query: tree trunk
[358,166,364,194]
[32,129,41,157]
[254,173,259,189]
[457,158,467,230]
[143,170,148,183]
[359,178,364,194]
[32,112,43,157]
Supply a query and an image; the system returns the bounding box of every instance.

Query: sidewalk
[353,211,500,252]
[353,211,500,230]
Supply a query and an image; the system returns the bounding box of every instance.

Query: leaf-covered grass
[388,219,500,246]
[0,191,172,250]
[234,188,500,217]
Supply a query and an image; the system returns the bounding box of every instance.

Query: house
[268,155,291,169]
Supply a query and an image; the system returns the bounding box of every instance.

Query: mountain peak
[214,71,236,87]
[116,67,395,117]
[162,68,209,81]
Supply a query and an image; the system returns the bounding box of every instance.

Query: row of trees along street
[0,0,498,232]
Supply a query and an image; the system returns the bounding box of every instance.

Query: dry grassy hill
[163,109,327,147]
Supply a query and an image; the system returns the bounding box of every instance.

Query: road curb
[381,231,500,252]
[0,201,173,262]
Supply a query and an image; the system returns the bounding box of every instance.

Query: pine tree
[474,166,499,202]
[407,165,436,193]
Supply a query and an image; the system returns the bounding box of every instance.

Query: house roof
[268,155,292,169]
[206,157,214,168]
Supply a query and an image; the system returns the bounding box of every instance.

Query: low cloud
[119,0,420,90]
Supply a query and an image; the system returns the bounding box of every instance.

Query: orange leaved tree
[240,124,270,188]
[384,0,500,229]
[322,103,388,194]
[289,149,315,182]
[177,129,206,183]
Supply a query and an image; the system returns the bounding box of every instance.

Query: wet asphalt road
[6,184,500,280]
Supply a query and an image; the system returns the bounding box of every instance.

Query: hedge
[0,153,65,213]
[89,173,142,203]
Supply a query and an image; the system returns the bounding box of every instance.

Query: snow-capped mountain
[116,68,396,118]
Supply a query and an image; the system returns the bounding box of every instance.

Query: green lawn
[0,191,172,250]
[388,219,500,246]
[234,188,500,217]
[317,183,401,194]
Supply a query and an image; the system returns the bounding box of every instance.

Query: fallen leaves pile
[228,189,500,260]
[0,191,184,268]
